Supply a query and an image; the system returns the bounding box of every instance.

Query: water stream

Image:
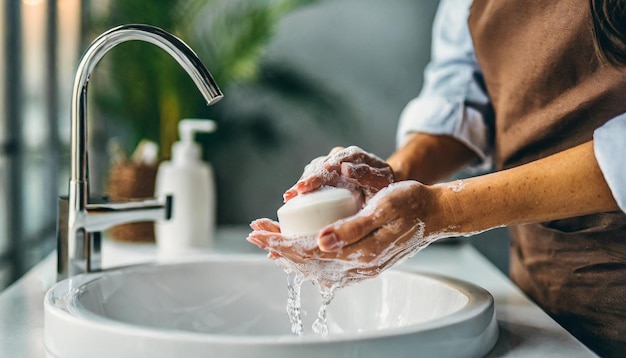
[284,269,338,336]
[312,287,334,335]
[285,270,305,335]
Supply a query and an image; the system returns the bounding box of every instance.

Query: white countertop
[0,227,596,357]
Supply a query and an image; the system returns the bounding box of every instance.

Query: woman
[247,0,626,355]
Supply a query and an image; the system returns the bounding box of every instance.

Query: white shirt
[397,0,626,212]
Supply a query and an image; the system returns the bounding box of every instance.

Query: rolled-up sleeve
[397,0,493,172]
[593,114,626,213]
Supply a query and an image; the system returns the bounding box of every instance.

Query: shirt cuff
[593,113,626,213]
[396,95,492,172]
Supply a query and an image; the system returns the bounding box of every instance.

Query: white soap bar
[277,188,359,236]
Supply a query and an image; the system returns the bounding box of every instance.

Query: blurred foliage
[86,0,351,160]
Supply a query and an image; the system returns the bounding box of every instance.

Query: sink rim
[44,256,495,345]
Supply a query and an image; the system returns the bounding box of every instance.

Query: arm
[444,113,626,233]
[247,139,619,284]
[315,140,619,253]
[397,0,493,174]
[436,141,619,234]
[387,132,477,184]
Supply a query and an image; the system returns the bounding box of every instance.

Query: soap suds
[269,180,498,335]
[447,180,465,192]
[272,218,435,335]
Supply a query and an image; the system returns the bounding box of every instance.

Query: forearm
[387,132,478,184]
[440,141,620,234]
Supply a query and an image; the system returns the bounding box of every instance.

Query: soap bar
[277,188,359,236]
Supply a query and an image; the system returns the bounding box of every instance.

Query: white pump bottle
[155,119,216,259]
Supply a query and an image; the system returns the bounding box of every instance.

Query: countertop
[0,226,596,357]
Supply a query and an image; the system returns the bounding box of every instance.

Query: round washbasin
[44,256,498,358]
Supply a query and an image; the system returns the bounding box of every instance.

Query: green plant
[86,0,354,223]
[87,0,350,159]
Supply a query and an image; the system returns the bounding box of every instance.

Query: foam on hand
[272,183,437,336]
[277,187,359,236]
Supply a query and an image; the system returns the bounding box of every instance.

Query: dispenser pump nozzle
[172,119,216,163]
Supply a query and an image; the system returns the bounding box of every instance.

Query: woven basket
[106,162,158,242]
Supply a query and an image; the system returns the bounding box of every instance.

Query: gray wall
[223,0,438,222]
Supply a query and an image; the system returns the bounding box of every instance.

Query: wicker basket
[106,162,158,242]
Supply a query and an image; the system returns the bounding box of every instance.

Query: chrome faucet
[57,24,223,280]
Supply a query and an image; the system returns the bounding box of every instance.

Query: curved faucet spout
[71,24,223,186]
[59,24,223,280]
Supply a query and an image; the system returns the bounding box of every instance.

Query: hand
[283,146,395,202]
[248,181,450,288]
[247,218,362,288]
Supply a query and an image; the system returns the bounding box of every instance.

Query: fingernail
[283,189,296,202]
[319,232,340,252]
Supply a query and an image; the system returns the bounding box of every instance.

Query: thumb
[317,208,388,252]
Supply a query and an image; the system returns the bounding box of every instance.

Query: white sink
[44,257,498,358]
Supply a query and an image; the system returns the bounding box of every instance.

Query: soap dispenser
[155,119,217,258]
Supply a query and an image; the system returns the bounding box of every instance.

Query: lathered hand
[248,181,449,288]
[283,146,394,202]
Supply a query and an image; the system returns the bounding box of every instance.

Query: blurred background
[0,0,509,290]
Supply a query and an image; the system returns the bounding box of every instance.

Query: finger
[246,225,295,251]
[293,170,341,195]
[283,153,337,201]
[287,147,388,198]
[248,229,334,263]
[344,219,427,267]
[250,218,280,232]
[326,146,389,169]
[317,207,391,252]
[246,230,274,249]
[283,186,299,202]
[296,175,325,194]
[340,163,394,191]
[283,174,327,200]
[290,147,390,198]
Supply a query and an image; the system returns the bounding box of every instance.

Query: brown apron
[468,0,626,356]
